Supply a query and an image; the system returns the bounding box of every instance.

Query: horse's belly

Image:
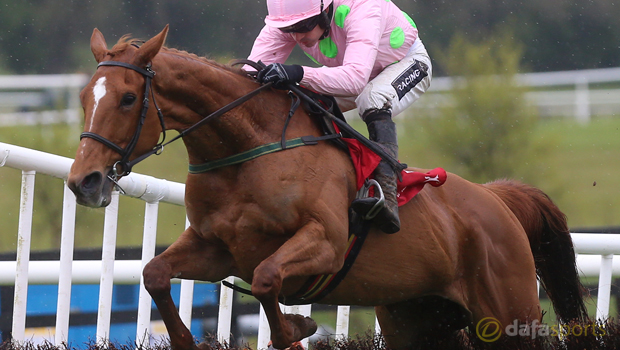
[314,228,455,306]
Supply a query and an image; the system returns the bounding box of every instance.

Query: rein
[83,58,403,182]
[80,60,273,181]
[247,59,407,177]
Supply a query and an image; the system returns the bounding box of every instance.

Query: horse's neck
[153,52,288,164]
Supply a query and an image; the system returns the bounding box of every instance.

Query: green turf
[530,117,620,227]
[396,115,620,228]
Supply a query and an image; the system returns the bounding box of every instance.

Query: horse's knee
[252,261,282,299]
[143,257,172,297]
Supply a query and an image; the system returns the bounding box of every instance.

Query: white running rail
[0,74,89,127]
[0,142,618,348]
[421,66,620,123]
[2,68,620,127]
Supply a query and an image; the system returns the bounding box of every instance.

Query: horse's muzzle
[67,170,113,208]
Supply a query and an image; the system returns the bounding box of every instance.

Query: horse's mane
[109,35,247,77]
[108,35,142,55]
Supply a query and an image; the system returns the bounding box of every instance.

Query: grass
[531,117,620,227]
[396,115,620,228]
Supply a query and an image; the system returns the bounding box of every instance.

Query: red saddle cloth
[341,137,447,206]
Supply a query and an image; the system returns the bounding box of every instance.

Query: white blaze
[90,77,107,130]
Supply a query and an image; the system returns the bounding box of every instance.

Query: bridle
[80,60,272,186]
[80,60,167,181]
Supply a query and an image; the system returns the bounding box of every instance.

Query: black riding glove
[257,63,304,89]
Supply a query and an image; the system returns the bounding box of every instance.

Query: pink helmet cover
[265,0,333,28]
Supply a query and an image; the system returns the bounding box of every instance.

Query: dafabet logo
[475,317,606,342]
[476,317,502,342]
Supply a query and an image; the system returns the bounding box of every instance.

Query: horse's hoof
[196,342,213,350]
[284,314,318,341]
[196,339,224,350]
[268,340,305,350]
[269,314,317,349]
[288,341,304,350]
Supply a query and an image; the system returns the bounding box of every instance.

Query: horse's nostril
[80,171,103,194]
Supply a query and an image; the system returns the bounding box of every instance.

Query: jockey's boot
[352,109,401,234]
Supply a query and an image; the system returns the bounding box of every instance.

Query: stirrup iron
[355,179,385,220]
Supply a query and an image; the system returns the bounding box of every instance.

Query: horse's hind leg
[375,297,471,350]
[143,227,235,350]
[251,219,348,349]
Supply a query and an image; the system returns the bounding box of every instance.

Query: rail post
[11,170,36,344]
[54,183,77,346]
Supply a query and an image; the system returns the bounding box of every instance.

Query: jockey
[248,0,432,234]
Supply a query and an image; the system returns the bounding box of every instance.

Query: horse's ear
[91,28,108,63]
[135,25,169,66]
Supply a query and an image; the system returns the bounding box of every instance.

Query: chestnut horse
[67,26,586,349]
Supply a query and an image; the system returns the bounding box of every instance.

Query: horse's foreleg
[143,227,234,350]
[251,219,346,349]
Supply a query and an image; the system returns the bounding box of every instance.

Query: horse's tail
[485,179,588,323]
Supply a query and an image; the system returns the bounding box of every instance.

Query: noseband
[80,61,167,179]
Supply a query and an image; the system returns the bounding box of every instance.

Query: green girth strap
[188,134,340,174]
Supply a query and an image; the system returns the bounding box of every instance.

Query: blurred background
[0,0,618,74]
[0,0,618,345]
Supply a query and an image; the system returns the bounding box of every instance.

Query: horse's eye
[120,93,137,107]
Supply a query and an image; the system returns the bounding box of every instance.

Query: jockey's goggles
[279,14,322,34]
